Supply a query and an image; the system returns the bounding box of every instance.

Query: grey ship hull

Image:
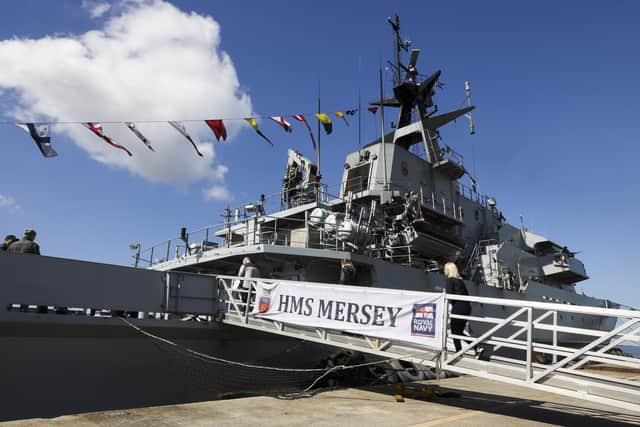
[0,253,329,421]
[0,312,327,421]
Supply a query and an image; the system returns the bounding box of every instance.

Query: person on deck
[235,257,260,304]
[8,230,45,312]
[0,234,18,251]
[339,259,357,285]
[7,229,40,255]
[444,262,472,353]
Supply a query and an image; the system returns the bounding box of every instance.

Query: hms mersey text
[277,294,402,327]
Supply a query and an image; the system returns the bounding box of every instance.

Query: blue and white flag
[16,123,58,158]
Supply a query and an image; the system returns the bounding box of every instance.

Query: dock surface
[4,376,639,426]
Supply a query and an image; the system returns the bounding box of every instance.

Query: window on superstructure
[344,164,371,194]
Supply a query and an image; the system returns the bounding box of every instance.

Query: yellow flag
[315,113,333,135]
[334,111,349,127]
[244,118,273,145]
[245,118,259,130]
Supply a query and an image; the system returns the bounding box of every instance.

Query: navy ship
[144,16,618,344]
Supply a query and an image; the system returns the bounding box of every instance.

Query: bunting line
[6,106,361,158]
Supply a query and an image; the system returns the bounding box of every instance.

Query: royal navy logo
[258,288,272,313]
[411,303,436,337]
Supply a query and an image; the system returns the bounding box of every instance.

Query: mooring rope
[119,317,442,393]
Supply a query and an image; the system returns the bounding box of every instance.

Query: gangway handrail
[448,293,640,318]
[213,275,640,413]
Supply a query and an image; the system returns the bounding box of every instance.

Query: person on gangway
[444,262,491,360]
[234,257,261,304]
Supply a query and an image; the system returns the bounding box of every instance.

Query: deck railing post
[526,306,533,381]
[552,310,559,364]
[441,290,449,372]
[244,279,252,324]
[149,247,154,267]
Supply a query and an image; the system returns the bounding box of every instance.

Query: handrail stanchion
[149,247,154,267]
[552,310,558,364]
[441,290,449,376]
[244,279,252,324]
[526,306,533,381]
[166,240,170,263]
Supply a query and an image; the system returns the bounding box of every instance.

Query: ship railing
[279,182,331,210]
[456,182,489,207]
[136,182,354,267]
[138,206,367,268]
[368,245,418,267]
[418,186,463,222]
[440,145,464,167]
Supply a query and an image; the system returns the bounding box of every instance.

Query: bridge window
[344,164,370,193]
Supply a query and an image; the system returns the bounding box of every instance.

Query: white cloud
[0,194,16,209]
[202,185,232,201]
[81,0,112,18]
[0,0,252,188]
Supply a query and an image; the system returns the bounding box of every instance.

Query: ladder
[217,275,640,413]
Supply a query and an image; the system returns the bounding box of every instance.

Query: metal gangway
[216,275,640,413]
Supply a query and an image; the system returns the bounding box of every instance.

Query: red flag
[293,114,308,124]
[84,122,132,157]
[270,116,292,133]
[368,106,378,115]
[205,119,227,142]
[293,115,316,150]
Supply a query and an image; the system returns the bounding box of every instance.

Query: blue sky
[0,1,638,307]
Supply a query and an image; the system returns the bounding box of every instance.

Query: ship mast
[388,15,407,86]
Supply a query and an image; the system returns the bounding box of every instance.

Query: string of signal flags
[9,107,383,159]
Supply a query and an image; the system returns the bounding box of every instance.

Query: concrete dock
[4,375,639,426]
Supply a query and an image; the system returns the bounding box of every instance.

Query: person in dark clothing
[9,230,44,312]
[444,262,472,353]
[7,229,40,255]
[339,259,357,285]
[0,234,18,251]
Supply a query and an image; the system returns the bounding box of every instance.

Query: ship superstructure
[141,17,616,343]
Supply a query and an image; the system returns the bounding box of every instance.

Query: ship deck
[6,375,639,427]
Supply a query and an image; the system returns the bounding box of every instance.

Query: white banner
[251,280,445,349]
